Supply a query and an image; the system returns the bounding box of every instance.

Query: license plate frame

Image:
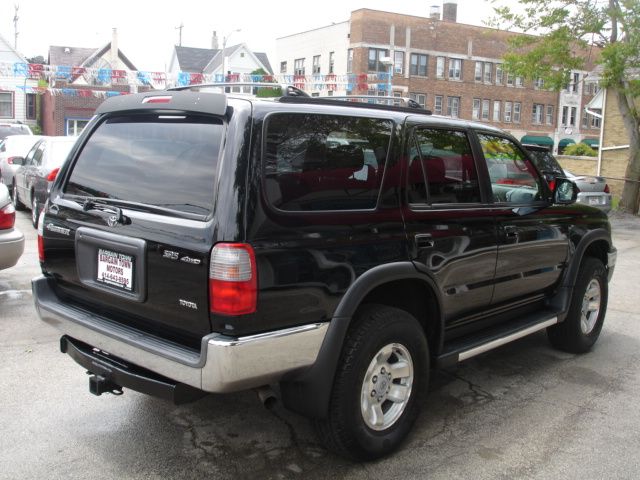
[96,248,135,292]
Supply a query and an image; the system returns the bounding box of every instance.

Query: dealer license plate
[97,248,134,291]
[588,196,601,205]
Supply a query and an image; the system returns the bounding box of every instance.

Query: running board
[437,314,559,368]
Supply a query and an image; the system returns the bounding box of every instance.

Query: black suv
[33,87,616,460]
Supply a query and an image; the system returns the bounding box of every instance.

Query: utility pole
[13,4,19,50]
[175,22,184,46]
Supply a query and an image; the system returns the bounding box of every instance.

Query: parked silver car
[523,144,612,213]
[13,136,77,228]
[0,183,24,270]
[0,122,32,140]
[0,135,44,197]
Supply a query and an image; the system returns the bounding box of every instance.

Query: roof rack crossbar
[167,82,309,97]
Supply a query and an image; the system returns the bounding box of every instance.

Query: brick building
[41,29,140,136]
[277,5,602,153]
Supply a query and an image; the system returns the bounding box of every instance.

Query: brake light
[209,243,257,315]
[142,96,172,104]
[37,211,45,262]
[604,184,610,194]
[47,167,60,182]
[0,202,15,229]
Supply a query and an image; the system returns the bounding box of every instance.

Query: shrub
[563,143,597,157]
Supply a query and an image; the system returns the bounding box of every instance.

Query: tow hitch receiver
[89,374,123,396]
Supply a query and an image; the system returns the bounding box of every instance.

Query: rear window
[264,113,393,211]
[0,125,31,139]
[65,114,223,216]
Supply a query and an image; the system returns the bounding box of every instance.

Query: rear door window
[263,113,393,211]
[65,114,223,216]
[407,128,481,205]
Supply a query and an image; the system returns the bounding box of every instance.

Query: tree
[489,0,640,213]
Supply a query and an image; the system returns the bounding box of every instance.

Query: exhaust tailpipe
[255,385,277,409]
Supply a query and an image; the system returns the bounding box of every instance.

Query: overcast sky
[2,0,505,71]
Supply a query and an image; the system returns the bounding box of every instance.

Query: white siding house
[0,33,38,128]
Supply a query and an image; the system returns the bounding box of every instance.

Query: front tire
[547,257,608,353]
[314,304,429,460]
[12,181,24,210]
[31,194,40,229]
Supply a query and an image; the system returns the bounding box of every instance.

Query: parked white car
[0,183,24,270]
[0,135,44,198]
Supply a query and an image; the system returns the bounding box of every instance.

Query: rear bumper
[32,275,329,394]
[0,227,24,270]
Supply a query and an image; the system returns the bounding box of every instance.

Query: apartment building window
[394,51,404,74]
[562,106,569,126]
[571,72,580,92]
[513,102,521,122]
[0,92,12,118]
[472,98,481,119]
[475,61,483,82]
[482,99,490,120]
[434,95,443,115]
[26,93,36,120]
[546,105,554,125]
[294,58,305,75]
[515,76,524,87]
[280,61,287,74]
[493,101,501,121]
[369,48,389,72]
[436,56,445,78]
[410,93,426,108]
[532,104,544,124]
[410,53,428,77]
[581,111,589,128]
[504,101,513,122]
[329,52,335,74]
[347,49,353,73]
[449,58,462,80]
[393,91,402,106]
[591,113,602,128]
[484,62,492,83]
[570,106,577,126]
[447,96,461,118]
[313,55,321,74]
[506,73,514,86]
[495,64,503,85]
[534,77,545,89]
[66,118,90,136]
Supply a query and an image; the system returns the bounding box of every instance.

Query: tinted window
[264,113,392,211]
[478,134,543,204]
[65,114,223,216]
[0,125,30,139]
[525,148,564,176]
[408,129,480,204]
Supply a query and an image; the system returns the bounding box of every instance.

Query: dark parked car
[13,136,77,228]
[523,143,612,212]
[33,87,616,460]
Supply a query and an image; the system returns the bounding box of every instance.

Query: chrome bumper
[32,276,328,393]
[0,227,24,270]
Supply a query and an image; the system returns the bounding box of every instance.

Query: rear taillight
[46,168,60,182]
[209,243,257,315]
[37,211,45,262]
[0,202,15,229]
[604,184,610,194]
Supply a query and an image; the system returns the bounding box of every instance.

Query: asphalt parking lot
[2,210,640,480]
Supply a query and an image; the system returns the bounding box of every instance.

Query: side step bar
[437,314,559,368]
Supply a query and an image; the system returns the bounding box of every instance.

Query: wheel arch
[280,261,443,419]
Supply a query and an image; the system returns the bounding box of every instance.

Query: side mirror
[9,156,24,166]
[554,178,578,204]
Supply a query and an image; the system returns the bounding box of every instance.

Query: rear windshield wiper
[65,195,208,221]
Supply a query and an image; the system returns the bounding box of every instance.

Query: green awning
[582,138,599,148]
[521,135,554,147]
[559,138,576,147]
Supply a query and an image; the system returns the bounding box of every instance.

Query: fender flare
[280,261,443,419]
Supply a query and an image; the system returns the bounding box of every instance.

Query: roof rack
[168,82,309,97]
[325,95,423,109]
[279,96,432,115]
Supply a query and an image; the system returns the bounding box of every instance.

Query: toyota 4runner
[33,86,616,460]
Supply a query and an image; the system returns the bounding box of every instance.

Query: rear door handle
[504,226,519,242]
[415,234,434,249]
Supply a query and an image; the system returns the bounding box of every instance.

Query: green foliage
[563,142,597,157]
[256,87,282,97]
[30,125,42,135]
[250,68,269,76]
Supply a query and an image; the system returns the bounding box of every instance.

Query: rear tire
[547,257,608,353]
[12,181,24,210]
[314,304,429,460]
